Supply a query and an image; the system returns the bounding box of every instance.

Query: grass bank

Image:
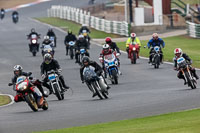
[117,35,200,68]
[35,17,121,39]
[0,95,11,106]
[34,108,200,133]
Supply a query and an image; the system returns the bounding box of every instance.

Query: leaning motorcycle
[177,57,197,89]
[151,46,161,69]
[46,70,64,100]
[83,66,108,99]
[103,53,119,84]
[8,76,48,112]
[27,34,40,56]
[128,43,139,64]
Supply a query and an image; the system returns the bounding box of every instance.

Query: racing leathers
[147,38,165,63]
[75,39,90,63]
[40,59,69,93]
[173,53,199,84]
[11,72,46,102]
[64,33,77,55]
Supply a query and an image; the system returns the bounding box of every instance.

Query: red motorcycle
[27,34,40,56]
[128,43,139,64]
[8,76,48,112]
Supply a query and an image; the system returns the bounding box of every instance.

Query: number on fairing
[177,57,185,64]
[48,74,56,80]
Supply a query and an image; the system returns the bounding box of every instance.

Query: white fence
[186,21,200,38]
[47,5,129,36]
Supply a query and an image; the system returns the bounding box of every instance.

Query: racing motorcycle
[128,43,139,64]
[8,76,48,112]
[12,14,18,23]
[0,10,5,20]
[83,66,108,99]
[46,70,64,100]
[151,46,161,69]
[82,30,90,48]
[49,36,56,47]
[67,41,75,59]
[27,34,40,56]
[101,53,119,84]
[77,47,89,65]
[177,57,197,89]
[41,43,54,57]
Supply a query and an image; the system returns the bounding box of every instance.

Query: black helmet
[48,28,53,32]
[31,28,35,33]
[82,56,90,64]
[44,53,52,64]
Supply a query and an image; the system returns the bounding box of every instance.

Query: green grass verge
[0,95,11,106]
[34,108,200,133]
[117,35,200,68]
[35,17,121,39]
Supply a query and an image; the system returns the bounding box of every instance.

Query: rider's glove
[58,69,62,73]
[116,53,120,56]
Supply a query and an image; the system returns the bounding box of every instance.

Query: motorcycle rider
[10,65,47,102]
[75,34,90,63]
[126,33,141,58]
[0,8,5,19]
[41,53,70,94]
[105,37,121,75]
[173,48,199,85]
[100,44,121,77]
[147,33,165,64]
[47,28,57,47]
[79,24,91,44]
[27,28,40,51]
[64,29,77,55]
[12,10,18,22]
[41,35,54,56]
[80,56,110,97]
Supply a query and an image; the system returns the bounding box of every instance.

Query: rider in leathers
[64,30,77,55]
[47,28,57,47]
[147,33,165,63]
[173,48,199,85]
[80,57,110,97]
[41,53,69,94]
[27,28,40,51]
[75,35,89,63]
[11,65,47,102]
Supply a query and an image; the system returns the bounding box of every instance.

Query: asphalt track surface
[1,0,200,133]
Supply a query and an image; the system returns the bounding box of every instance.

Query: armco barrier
[47,5,129,36]
[186,21,200,38]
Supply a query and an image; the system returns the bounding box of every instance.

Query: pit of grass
[34,108,200,133]
[35,17,121,39]
[0,95,11,106]
[117,35,200,68]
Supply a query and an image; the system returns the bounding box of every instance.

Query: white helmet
[13,65,23,71]
[78,34,84,39]
[152,33,158,38]
[102,44,109,49]
[13,65,23,76]
[44,35,49,40]
[130,33,136,38]
[174,48,183,56]
[82,24,87,27]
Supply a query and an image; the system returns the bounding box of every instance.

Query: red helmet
[105,37,112,44]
